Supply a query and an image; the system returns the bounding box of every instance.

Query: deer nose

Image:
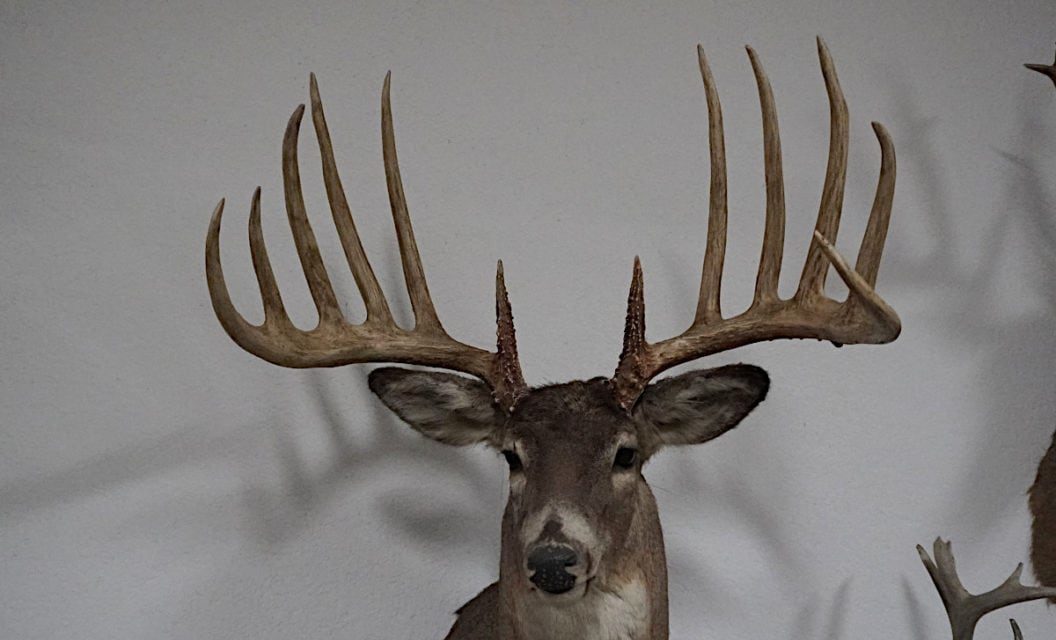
[526,544,580,594]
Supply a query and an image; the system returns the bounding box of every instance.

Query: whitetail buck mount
[203,39,1050,639]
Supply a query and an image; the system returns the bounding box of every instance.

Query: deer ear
[633,364,769,448]
[368,367,506,446]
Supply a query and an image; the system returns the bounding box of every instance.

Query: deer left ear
[633,364,769,448]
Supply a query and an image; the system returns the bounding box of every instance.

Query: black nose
[526,545,579,594]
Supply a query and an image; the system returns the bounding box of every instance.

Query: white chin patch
[521,578,649,640]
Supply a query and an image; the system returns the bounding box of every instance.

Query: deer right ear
[368,367,506,447]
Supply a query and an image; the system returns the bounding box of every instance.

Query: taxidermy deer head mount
[207,38,900,639]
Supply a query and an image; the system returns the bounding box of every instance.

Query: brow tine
[382,72,443,334]
[854,122,896,287]
[693,45,728,326]
[205,199,257,342]
[797,37,849,303]
[746,46,786,308]
[247,187,292,327]
[493,260,528,410]
[309,73,394,324]
[282,104,344,326]
[813,231,900,338]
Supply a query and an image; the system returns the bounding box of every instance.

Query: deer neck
[497,482,669,640]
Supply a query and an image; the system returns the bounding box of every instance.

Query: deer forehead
[505,380,636,453]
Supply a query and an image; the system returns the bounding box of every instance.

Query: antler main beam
[612,38,901,409]
[205,74,528,410]
[918,538,1056,640]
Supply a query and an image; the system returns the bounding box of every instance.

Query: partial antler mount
[919,538,1056,640]
[1025,43,1056,88]
[205,73,528,411]
[611,38,900,409]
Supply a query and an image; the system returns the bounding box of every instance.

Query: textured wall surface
[3,1,1055,638]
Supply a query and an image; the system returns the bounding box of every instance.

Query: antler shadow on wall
[240,367,499,552]
[878,70,1056,537]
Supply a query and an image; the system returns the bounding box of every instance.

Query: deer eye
[502,450,523,472]
[613,447,638,470]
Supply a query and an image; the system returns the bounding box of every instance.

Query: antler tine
[382,72,444,335]
[855,122,896,287]
[1010,619,1023,640]
[693,46,728,326]
[494,260,528,409]
[206,199,257,343]
[283,104,344,327]
[918,538,1056,640]
[248,187,292,327]
[1024,43,1056,88]
[796,37,849,305]
[310,73,393,325]
[746,45,786,309]
[613,257,648,407]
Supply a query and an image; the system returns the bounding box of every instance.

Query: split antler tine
[248,187,292,328]
[854,122,896,287]
[205,199,257,344]
[282,104,344,327]
[796,36,849,304]
[494,261,528,411]
[309,73,394,325]
[813,231,901,339]
[694,45,728,326]
[746,45,786,309]
[382,72,444,334]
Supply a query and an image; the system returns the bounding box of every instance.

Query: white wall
[3,1,1055,638]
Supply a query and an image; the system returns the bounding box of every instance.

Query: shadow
[881,77,963,291]
[947,83,1056,534]
[790,595,820,640]
[0,418,261,522]
[241,367,499,551]
[823,578,853,640]
[901,576,932,640]
[868,72,1056,538]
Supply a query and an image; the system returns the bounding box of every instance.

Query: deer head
[206,38,899,637]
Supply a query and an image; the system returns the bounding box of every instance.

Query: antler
[205,73,528,411]
[611,38,901,409]
[918,538,1056,640]
[1024,43,1056,88]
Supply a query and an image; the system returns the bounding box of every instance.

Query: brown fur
[1030,429,1056,600]
[369,365,768,639]
[494,380,670,639]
